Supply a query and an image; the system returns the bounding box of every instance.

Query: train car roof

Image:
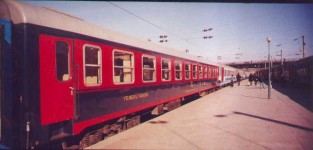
[0,0,219,67]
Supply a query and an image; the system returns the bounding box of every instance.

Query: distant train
[257,56,313,88]
[0,1,244,149]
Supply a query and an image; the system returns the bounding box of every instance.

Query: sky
[25,1,313,63]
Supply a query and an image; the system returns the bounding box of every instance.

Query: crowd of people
[248,73,265,89]
[230,73,266,89]
[230,72,284,89]
[230,73,242,87]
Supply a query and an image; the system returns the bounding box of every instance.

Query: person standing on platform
[236,73,241,86]
[248,73,254,86]
[259,73,265,89]
[254,73,258,86]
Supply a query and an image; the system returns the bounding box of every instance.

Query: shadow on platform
[233,111,313,132]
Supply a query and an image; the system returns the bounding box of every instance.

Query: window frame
[185,63,190,80]
[142,54,156,83]
[203,66,207,79]
[208,67,211,78]
[83,44,102,86]
[199,65,203,79]
[161,58,171,81]
[112,49,135,85]
[175,61,182,81]
[55,41,70,82]
[192,64,198,79]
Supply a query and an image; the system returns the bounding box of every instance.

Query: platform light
[267,37,272,99]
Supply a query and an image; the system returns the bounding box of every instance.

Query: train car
[257,56,313,111]
[269,56,313,88]
[219,65,247,87]
[0,1,221,149]
[290,56,312,87]
[218,66,238,87]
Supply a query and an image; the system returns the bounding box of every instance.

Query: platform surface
[87,81,313,150]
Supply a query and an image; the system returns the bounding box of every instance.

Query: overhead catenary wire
[108,2,183,41]
[107,2,205,50]
[108,2,312,61]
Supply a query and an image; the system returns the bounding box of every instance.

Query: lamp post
[267,37,272,99]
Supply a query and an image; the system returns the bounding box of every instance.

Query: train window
[56,41,70,81]
[113,50,134,84]
[84,45,102,86]
[161,58,171,81]
[192,64,197,79]
[185,63,190,80]
[199,65,203,79]
[208,68,211,78]
[213,68,215,77]
[215,68,217,77]
[211,68,214,77]
[175,61,182,80]
[142,55,156,82]
[204,66,207,78]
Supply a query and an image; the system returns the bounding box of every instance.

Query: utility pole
[280,50,283,65]
[276,44,283,65]
[276,50,283,65]
[302,35,305,59]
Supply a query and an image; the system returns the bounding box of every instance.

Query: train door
[220,67,224,82]
[0,24,3,141]
[39,34,74,125]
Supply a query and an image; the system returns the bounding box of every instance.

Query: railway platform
[87,81,313,150]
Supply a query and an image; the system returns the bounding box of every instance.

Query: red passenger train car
[0,1,222,148]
